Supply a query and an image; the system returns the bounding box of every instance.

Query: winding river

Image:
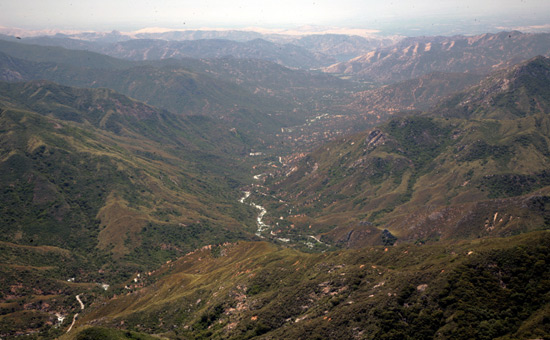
[240,191,270,236]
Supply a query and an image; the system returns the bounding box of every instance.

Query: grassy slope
[0,81,259,255]
[0,82,260,338]
[66,231,549,339]
[269,115,550,241]
[435,56,550,119]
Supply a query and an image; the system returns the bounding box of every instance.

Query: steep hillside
[324,31,550,83]
[65,232,550,340]
[0,80,257,253]
[347,71,483,115]
[0,41,359,138]
[0,49,275,117]
[270,115,550,243]
[0,80,253,156]
[434,56,550,119]
[0,39,130,69]
[0,81,258,337]
[264,57,550,246]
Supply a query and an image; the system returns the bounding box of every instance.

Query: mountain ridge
[0,40,359,140]
[433,55,550,119]
[1,29,397,65]
[0,36,337,70]
[324,31,550,83]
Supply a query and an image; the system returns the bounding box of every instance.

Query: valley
[0,28,549,339]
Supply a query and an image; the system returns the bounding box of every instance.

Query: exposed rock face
[365,129,386,148]
[324,31,550,83]
[320,224,386,248]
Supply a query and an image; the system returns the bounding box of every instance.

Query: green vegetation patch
[481,171,550,198]
[75,326,158,340]
[383,116,453,169]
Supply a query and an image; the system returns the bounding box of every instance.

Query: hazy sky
[1,0,549,33]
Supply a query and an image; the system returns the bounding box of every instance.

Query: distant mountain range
[0,32,392,70]
[0,39,357,138]
[325,31,550,83]
[93,38,337,69]
[1,27,397,64]
[4,30,550,79]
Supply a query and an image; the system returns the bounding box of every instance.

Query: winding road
[66,294,84,333]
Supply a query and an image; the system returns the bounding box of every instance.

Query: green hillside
[0,40,358,138]
[435,56,550,119]
[260,57,550,247]
[0,39,131,70]
[64,232,550,340]
[0,50,280,122]
[268,115,550,243]
[0,81,259,338]
[0,80,258,254]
